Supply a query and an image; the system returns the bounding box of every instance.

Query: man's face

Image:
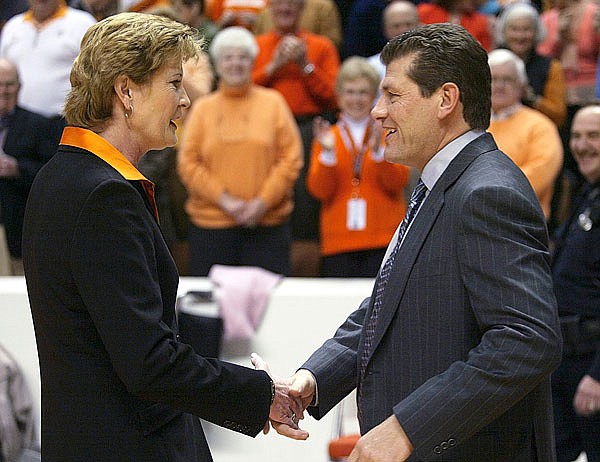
[270,0,302,33]
[490,61,523,112]
[383,4,419,40]
[570,108,600,184]
[0,66,19,117]
[371,55,442,171]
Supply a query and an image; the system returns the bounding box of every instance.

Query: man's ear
[437,82,460,120]
[114,75,132,108]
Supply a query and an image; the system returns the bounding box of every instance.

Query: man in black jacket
[0,58,62,274]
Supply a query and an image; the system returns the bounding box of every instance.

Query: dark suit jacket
[303,133,562,461]
[0,106,61,257]
[22,140,272,462]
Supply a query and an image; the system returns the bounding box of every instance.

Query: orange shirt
[252,30,339,116]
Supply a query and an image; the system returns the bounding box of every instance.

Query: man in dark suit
[0,58,61,274]
[264,23,563,460]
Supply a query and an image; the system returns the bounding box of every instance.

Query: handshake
[250,353,316,440]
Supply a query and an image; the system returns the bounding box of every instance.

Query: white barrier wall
[0,276,372,462]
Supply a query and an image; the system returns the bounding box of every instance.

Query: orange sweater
[307,123,410,256]
[252,30,339,116]
[178,83,303,228]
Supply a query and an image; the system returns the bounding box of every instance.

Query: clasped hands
[250,353,315,440]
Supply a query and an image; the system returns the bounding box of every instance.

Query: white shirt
[0,7,96,117]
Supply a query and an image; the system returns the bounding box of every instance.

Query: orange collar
[24,1,68,29]
[60,127,159,220]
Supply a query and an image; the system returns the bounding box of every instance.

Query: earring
[125,104,133,118]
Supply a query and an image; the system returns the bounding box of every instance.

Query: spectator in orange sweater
[178,27,303,276]
[307,57,410,277]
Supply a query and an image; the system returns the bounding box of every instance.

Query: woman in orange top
[307,56,410,278]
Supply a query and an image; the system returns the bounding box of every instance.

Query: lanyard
[338,118,372,183]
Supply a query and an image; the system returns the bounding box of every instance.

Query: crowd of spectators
[0,0,598,280]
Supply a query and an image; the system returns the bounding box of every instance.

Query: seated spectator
[307,57,410,277]
[0,59,62,274]
[252,0,340,276]
[488,49,563,219]
[495,1,567,127]
[253,0,343,51]
[178,27,303,276]
[418,0,492,51]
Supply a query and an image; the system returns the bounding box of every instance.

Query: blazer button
[434,445,442,454]
[441,441,448,450]
[448,438,456,446]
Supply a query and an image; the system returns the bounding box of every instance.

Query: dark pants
[321,248,386,278]
[188,222,291,277]
[552,351,600,462]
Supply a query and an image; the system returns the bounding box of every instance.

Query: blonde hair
[335,56,380,96]
[64,12,203,129]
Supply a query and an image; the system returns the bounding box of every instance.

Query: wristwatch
[303,63,315,75]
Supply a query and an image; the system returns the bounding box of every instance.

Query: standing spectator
[253,0,339,276]
[0,0,96,136]
[179,27,303,276]
[208,0,267,29]
[495,1,567,127]
[551,104,600,462]
[307,57,410,277]
[488,49,563,220]
[418,0,492,51]
[0,59,62,275]
[252,0,343,51]
[368,0,420,81]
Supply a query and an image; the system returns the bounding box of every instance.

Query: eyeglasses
[491,76,519,86]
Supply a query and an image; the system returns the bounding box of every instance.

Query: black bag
[176,291,223,358]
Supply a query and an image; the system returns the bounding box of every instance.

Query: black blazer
[303,133,562,461]
[22,141,272,462]
[0,106,61,257]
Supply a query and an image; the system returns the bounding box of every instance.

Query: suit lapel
[364,133,498,366]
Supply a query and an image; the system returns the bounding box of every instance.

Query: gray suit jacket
[302,133,562,461]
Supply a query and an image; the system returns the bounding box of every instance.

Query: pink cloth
[208,265,282,341]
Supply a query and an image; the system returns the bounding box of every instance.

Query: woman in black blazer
[22,12,303,462]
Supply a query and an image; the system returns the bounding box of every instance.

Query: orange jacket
[307,122,410,256]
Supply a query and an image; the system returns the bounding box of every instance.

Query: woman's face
[338,77,376,121]
[129,61,190,153]
[215,47,253,87]
[504,16,536,59]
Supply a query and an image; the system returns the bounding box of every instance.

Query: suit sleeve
[394,182,562,457]
[70,179,271,436]
[301,296,371,418]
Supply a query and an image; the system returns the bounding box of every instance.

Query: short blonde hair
[64,12,203,129]
[335,56,380,96]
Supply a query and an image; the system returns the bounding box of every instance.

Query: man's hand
[574,374,600,416]
[348,415,413,462]
[251,353,309,440]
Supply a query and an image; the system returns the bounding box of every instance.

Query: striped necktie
[359,179,427,376]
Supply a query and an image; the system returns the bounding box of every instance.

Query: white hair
[488,48,528,86]
[209,26,259,61]
[495,1,546,47]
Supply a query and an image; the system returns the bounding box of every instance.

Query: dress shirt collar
[421,129,485,192]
